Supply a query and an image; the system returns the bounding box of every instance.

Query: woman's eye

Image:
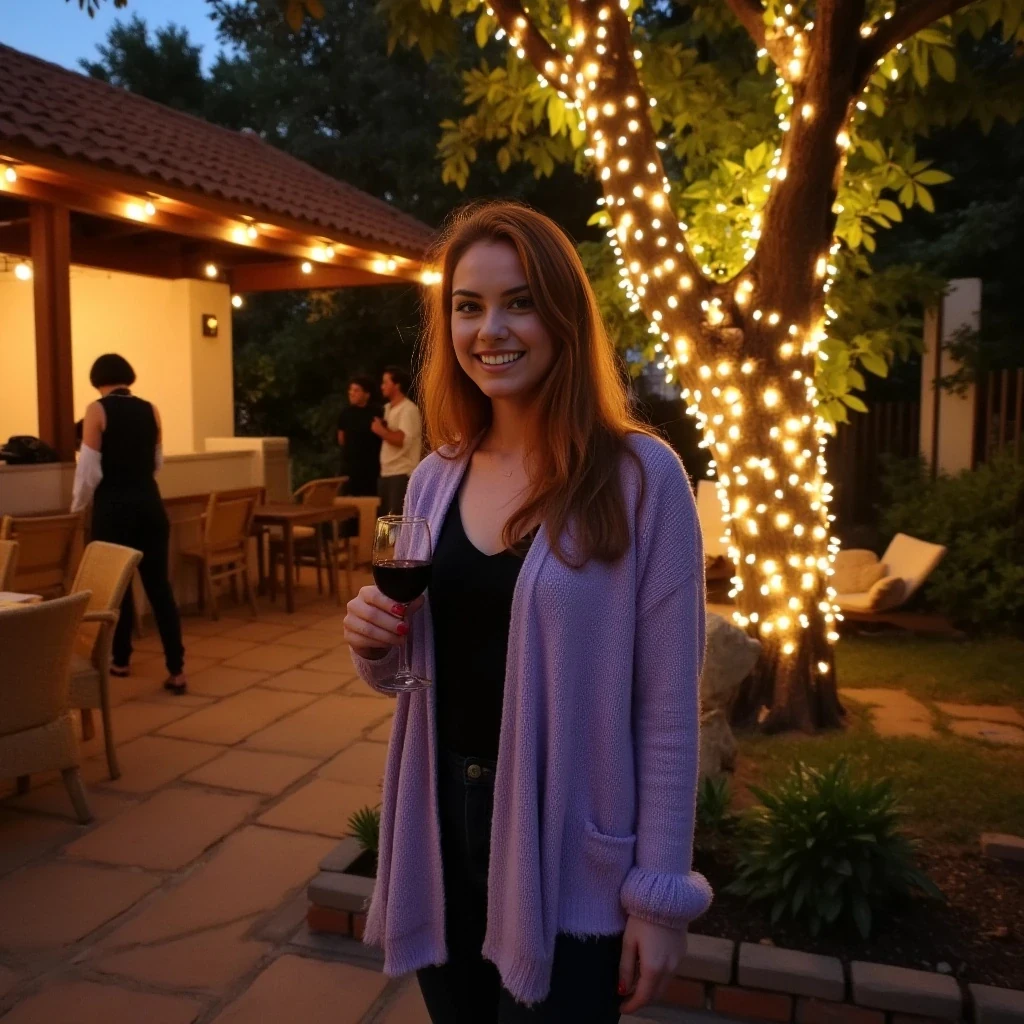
[510,296,533,309]
[454,301,479,313]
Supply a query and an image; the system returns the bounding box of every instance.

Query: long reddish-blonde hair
[418,200,653,565]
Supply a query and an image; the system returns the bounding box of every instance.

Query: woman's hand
[618,917,688,1013]
[343,586,423,660]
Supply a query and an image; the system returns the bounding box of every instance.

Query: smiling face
[450,240,556,405]
[348,382,369,407]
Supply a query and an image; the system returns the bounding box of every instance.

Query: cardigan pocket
[583,821,637,891]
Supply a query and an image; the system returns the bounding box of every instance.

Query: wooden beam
[0,144,430,266]
[30,203,76,462]
[230,261,412,292]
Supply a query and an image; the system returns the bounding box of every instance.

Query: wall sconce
[202,313,219,338]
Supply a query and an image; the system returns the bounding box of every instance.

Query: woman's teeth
[479,352,524,366]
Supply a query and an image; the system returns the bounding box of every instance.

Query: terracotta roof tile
[0,43,434,259]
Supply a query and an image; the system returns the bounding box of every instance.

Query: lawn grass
[733,634,1024,846]
[836,634,1024,708]
[736,706,1024,845]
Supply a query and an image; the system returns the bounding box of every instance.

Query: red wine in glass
[373,560,432,605]
[372,516,432,693]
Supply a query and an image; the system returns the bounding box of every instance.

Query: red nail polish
[392,604,406,617]
[617,982,627,996]
[396,623,409,636]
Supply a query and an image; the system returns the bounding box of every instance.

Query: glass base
[377,672,432,695]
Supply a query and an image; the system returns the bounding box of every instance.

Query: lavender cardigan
[352,433,712,1004]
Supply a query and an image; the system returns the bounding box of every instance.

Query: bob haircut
[89,354,136,389]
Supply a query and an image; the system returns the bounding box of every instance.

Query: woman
[72,354,187,694]
[343,202,710,1022]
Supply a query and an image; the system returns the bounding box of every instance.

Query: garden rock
[699,613,761,778]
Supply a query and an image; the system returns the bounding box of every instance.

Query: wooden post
[30,203,75,461]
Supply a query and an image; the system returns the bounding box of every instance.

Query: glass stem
[397,611,411,678]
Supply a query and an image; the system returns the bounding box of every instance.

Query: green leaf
[899,182,916,207]
[587,209,612,227]
[878,200,903,222]
[860,139,885,164]
[916,169,953,185]
[475,11,491,48]
[861,352,889,377]
[496,146,511,173]
[932,47,957,82]
[915,184,936,212]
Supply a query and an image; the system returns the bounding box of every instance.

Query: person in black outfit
[72,354,187,694]
[336,376,382,497]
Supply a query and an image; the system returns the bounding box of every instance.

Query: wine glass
[372,515,432,693]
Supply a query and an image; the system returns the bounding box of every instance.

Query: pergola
[0,43,436,460]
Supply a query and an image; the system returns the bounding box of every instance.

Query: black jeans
[417,750,623,1024]
[378,474,410,517]
[91,487,185,676]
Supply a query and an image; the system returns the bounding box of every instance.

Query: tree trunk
[493,0,875,731]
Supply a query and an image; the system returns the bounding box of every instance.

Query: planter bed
[307,840,1024,1024]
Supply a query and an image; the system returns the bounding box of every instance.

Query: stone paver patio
[0,569,689,1023]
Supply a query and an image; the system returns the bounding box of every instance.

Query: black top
[97,389,159,490]
[431,497,530,760]
[337,403,382,482]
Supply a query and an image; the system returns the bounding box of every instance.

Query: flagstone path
[0,570,695,1024]
[841,688,1024,744]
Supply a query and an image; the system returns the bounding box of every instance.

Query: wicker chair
[268,477,348,600]
[0,540,18,591]
[68,541,144,780]
[180,489,260,620]
[0,513,84,598]
[0,591,93,823]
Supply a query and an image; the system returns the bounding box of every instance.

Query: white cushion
[879,533,947,601]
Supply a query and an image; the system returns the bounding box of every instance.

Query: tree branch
[488,0,571,91]
[855,0,977,88]
[722,0,791,70]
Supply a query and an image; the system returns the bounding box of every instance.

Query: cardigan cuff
[350,645,400,693]
[621,866,713,929]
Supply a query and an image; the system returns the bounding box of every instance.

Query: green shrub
[347,805,381,858]
[727,760,940,938]
[696,775,734,837]
[879,453,1024,629]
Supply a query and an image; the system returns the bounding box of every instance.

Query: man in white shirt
[372,366,423,515]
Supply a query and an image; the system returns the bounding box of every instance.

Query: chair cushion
[867,574,906,612]
[836,575,906,613]
[832,554,885,595]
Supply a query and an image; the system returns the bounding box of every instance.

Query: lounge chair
[834,533,951,633]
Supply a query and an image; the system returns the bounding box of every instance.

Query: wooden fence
[976,367,1024,464]
[828,400,920,528]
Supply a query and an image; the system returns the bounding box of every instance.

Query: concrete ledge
[980,834,1024,865]
[318,838,362,874]
[307,869,374,913]
[679,933,736,984]
[850,962,961,1020]
[740,943,845,1002]
[970,984,1024,1024]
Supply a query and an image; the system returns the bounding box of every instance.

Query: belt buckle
[466,763,483,781]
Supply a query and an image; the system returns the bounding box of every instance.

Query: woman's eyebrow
[452,284,530,298]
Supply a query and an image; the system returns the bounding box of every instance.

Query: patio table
[252,503,358,614]
[0,593,43,607]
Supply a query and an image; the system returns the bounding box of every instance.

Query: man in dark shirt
[336,376,382,496]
